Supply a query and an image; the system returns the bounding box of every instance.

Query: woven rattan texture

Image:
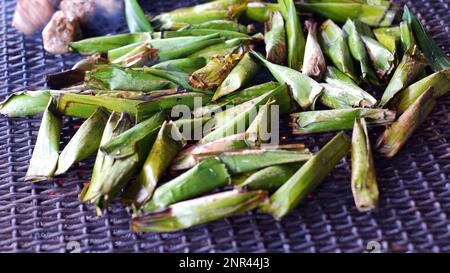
[0,0,449,253]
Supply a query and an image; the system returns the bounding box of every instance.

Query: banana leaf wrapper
[189,47,245,90]
[377,88,436,158]
[391,69,450,115]
[245,101,273,147]
[320,83,376,109]
[351,118,379,212]
[100,112,167,158]
[380,46,428,107]
[245,2,280,22]
[85,65,174,91]
[55,108,109,176]
[360,35,395,79]
[212,83,292,126]
[193,133,251,155]
[261,132,350,219]
[278,0,305,70]
[142,157,231,212]
[153,10,230,26]
[291,108,395,134]
[194,83,283,119]
[151,0,246,26]
[231,173,254,187]
[221,83,295,115]
[216,81,280,105]
[152,0,245,15]
[305,0,390,5]
[373,26,400,54]
[200,88,279,144]
[399,21,416,54]
[0,90,51,117]
[70,33,152,55]
[302,20,326,82]
[132,189,267,232]
[321,66,377,108]
[212,52,260,100]
[320,20,357,82]
[108,34,223,63]
[158,22,191,31]
[237,163,301,191]
[184,20,250,33]
[172,135,306,171]
[72,53,109,71]
[297,3,396,27]
[251,51,322,110]
[122,121,186,207]
[403,6,450,72]
[143,67,203,92]
[25,98,62,182]
[173,116,212,141]
[206,148,311,175]
[94,112,166,212]
[192,103,224,118]
[171,133,249,171]
[54,93,140,119]
[265,11,287,65]
[160,29,249,40]
[151,57,207,74]
[136,92,212,122]
[80,112,132,205]
[92,89,184,101]
[124,0,153,33]
[111,43,158,68]
[188,38,246,60]
[343,19,379,85]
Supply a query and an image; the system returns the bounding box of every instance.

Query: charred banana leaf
[122,121,186,207]
[391,69,450,115]
[351,118,379,212]
[212,52,260,100]
[80,112,132,207]
[302,20,326,82]
[264,11,287,64]
[189,46,244,90]
[377,88,436,158]
[380,46,428,107]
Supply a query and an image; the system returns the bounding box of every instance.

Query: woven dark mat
[0,0,449,253]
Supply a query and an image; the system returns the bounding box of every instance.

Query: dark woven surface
[0,0,449,253]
